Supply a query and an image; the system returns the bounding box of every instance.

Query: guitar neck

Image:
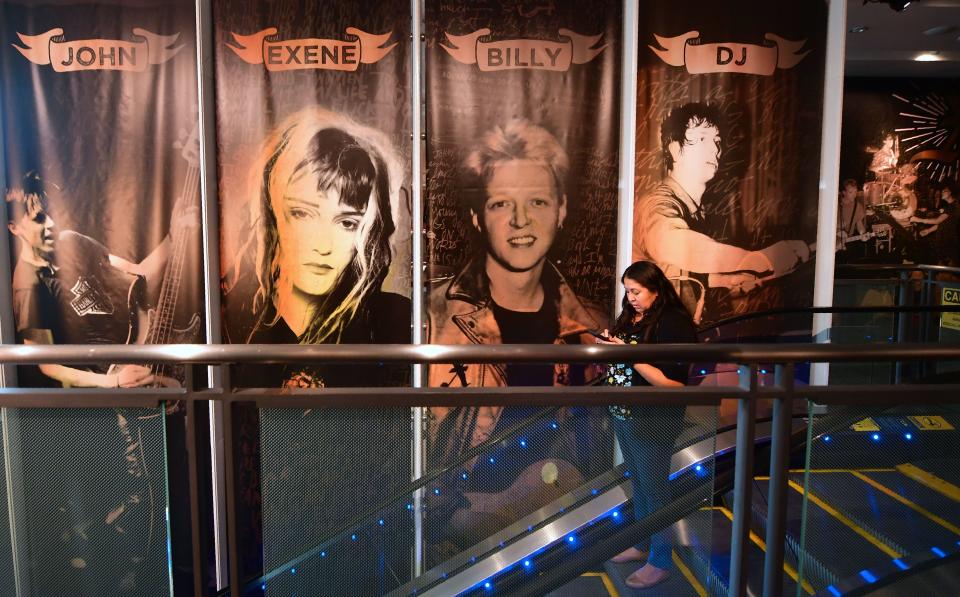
[148,164,198,345]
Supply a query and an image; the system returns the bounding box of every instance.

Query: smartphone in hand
[587,329,612,341]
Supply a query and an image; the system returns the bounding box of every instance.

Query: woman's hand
[594,329,624,345]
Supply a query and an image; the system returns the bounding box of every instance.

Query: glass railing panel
[0,411,19,597]
[0,406,171,597]
[931,279,960,378]
[422,405,614,566]
[419,403,718,595]
[248,406,414,597]
[245,395,719,596]
[796,401,960,596]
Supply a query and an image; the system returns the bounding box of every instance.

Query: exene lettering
[487,46,563,68]
[61,45,137,67]
[266,43,358,66]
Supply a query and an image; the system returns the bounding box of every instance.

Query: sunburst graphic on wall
[894,89,959,184]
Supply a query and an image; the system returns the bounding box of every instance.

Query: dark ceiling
[846,0,960,77]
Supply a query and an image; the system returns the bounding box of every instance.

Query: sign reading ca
[943,287,960,332]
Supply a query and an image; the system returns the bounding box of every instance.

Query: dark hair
[239,108,400,344]
[661,102,723,171]
[5,171,51,222]
[841,178,858,192]
[612,260,693,341]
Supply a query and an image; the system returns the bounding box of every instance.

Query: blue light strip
[859,569,877,583]
[892,558,909,571]
[827,585,842,596]
[931,547,946,558]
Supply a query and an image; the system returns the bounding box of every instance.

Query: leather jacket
[426,257,606,459]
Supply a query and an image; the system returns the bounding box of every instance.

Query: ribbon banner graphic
[649,31,809,75]
[227,27,396,71]
[441,28,606,71]
[14,28,183,72]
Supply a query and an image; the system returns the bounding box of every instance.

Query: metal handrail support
[763,363,795,597]
[1,343,960,595]
[895,271,910,383]
[221,398,242,596]
[182,365,209,597]
[729,364,758,596]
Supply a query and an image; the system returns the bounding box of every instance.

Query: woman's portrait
[222,106,410,388]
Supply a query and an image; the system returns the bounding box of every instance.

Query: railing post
[894,271,909,383]
[763,363,794,597]
[183,366,209,597]
[729,364,757,596]
[221,398,242,596]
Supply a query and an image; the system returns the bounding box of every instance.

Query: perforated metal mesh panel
[2,406,170,597]
[798,403,960,594]
[256,407,413,596]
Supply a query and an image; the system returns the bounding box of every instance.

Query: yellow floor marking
[851,418,881,432]
[716,507,815,595]
[786,468,896,474]
[897,463,960,502]
[582,572,620,597]
[786,479,901,558]
[671,550,707,597]
[850,471,960,536]
[907,415,955,431]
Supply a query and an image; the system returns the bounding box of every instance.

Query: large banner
[1,0,201,594]
[634,0,827,328]
[212,0,412,590]
[423,0,620,557]
[838,78,959,268]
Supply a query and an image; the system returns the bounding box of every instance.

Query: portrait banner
[1,0,203,594]
[212,0,412,592]
[838,78,960,270]
[633,0,827,330]
[424,0,620,568]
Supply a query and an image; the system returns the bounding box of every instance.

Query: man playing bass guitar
[6,173,199,388]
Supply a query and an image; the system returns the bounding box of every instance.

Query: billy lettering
[486,46,563,68]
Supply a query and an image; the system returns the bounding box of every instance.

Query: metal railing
[2,341,960,597]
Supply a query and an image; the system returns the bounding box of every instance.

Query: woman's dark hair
[612,260,694,340]
[227,107,401,344]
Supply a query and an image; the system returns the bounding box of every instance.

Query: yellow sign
[908,416,955,431]
[942,287,960,332]
[851,418,880,432]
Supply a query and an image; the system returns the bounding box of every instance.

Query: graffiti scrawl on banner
[226,27,396,71]
[649,31,809,75]
[13,28,183,72]
[441,28,606,72]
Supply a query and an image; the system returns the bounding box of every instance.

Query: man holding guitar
[633,103,812,323]
[6,171,199,388]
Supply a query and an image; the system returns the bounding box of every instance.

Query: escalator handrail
[697,303,960,337]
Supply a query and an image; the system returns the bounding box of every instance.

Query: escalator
[239,391,960,597]
[238,269,960,597]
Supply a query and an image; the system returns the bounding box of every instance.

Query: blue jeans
[612,409,683,570]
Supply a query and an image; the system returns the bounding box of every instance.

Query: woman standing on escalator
[596,260,697,589]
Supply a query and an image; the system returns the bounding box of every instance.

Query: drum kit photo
[863,163,919,253]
